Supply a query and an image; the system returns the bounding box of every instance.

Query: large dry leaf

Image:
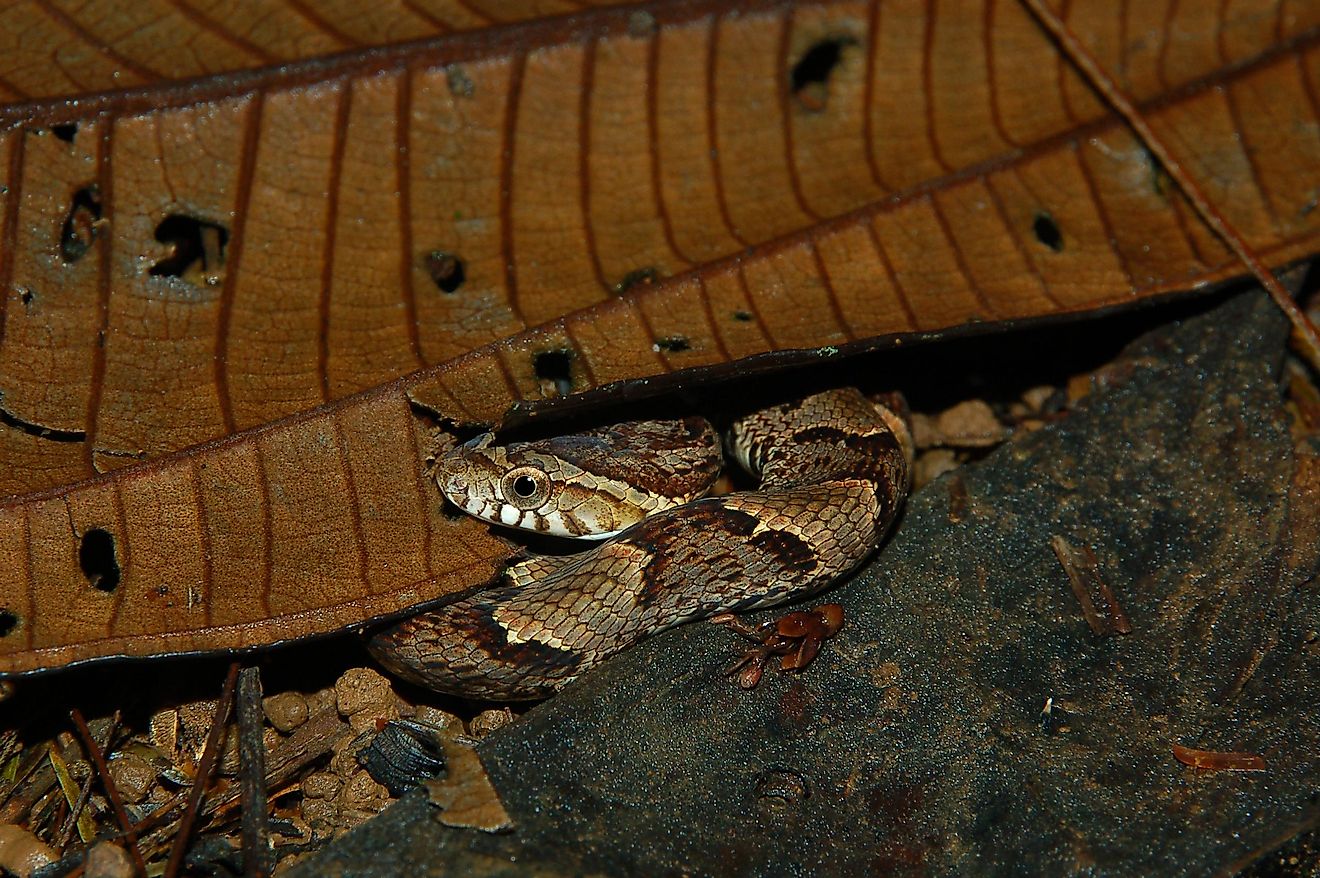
[1,0,1319,674]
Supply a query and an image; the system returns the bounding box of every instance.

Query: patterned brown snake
[369,388,912,700]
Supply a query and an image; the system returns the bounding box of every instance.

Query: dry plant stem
[54,717,107,853]
[236,666,270,878]
[65,712,120,849]
[53,770,94,850]
[70,708,146,878]
[164,662,240,878]
[1018,0,1320,369]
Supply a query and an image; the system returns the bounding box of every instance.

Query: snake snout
[434,452,477,505]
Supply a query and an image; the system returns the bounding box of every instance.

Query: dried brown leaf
[0,1,1318,676]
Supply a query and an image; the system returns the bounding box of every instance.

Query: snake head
[433,420,721,540]
[434,433,555,530]
[434,432,622,539]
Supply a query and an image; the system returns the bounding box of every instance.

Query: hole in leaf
[614,267,659,295]
[446,67,475,98]
[1141,146,1171,198]
[0,610,17,637]
[148,214,229,283]
[1032,212,1064,252]
[80,528,121,593]
[732,310,753,322]
[790,36,856,111]
[19,288,33,306]
[653,335,691,353]
[426,251,466,293]
[59,185,103,264]
[533,349,574,398]
[52,123,77,143]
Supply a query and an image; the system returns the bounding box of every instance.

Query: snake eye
[500,466,550,510]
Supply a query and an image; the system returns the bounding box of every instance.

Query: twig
[164,662,240,878]
[56,711,119,852]
[70,708,146,878]
[237,666,270,878]
[54,760,96,852]
[1018,0,1320,369]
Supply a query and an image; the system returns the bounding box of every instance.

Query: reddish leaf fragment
[775,611,821,639]
[718,604,846,689]
[1171,743,1266,772]
[737,663,765,690]
[781,636,821,671]
[815,604,844,637]
[1050,536,1132,636]
[947,475,970,524]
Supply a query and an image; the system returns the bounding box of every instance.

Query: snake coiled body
[369,388,912,700]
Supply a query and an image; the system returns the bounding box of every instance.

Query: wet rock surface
[293,291,1320,877]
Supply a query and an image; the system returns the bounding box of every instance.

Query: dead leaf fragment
[1050,536,1132,636]
[3,0,1320,683]
[424,739,512,833]
[1171,743,1266,772]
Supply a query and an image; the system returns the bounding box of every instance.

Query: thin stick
[164,662,240,878]
[53,765,95,852]
[56,711,119,852]
[70,709,146,878]
[236,666,270,878]
[1019,0,1320,367]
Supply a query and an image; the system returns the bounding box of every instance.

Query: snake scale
[369,388,913,700]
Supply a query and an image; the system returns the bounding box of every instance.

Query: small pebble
[263,691,310,733]
[302,771,342,800]
[410,706,463,737]
[335,668,398,732]
[337,770,389,812]
[300,797,337,830]
[913,448,959,488]
[932,400,1007,448]
[84,841,133,878]
[1020,384,1058,413]
[107,753,157,804]
[177,700,218,749]
[305,685,338,717]
[468,708,514,737]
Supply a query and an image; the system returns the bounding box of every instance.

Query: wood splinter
[1050,536,1132,636]
[1172,743,1267,772]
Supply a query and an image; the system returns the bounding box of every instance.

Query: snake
[368,388,913,700]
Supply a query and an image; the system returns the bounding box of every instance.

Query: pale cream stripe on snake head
[370,388,912,700]
[435,417,723,539]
